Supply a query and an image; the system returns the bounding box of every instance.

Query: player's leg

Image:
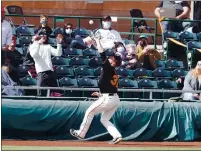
[70,96,106,139]
[100,96,122,144]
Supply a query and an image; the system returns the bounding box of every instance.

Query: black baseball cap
[103,15,112,21]
[114,53,122,67]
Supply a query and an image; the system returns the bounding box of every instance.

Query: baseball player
[70,37,122,144]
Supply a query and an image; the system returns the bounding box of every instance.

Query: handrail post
[77,18,81,28]
[154,19,157,49]
[53,16,56,29]
[131,19,135,41]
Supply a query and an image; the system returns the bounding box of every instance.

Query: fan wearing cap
[93,15,124,50]
[136,35,162,70]
[70,37,123,145]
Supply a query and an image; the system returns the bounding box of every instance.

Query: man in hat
[136,35,162,70]
[70,37,123,145]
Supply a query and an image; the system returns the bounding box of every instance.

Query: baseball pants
[76,93,122,139]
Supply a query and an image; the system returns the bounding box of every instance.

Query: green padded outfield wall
[2,98,201,141]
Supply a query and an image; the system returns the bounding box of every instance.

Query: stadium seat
[152,68,172,79]
[16,25,35,37]
[166,59,184,69]
[69,56,89,67]
[58,77,78,87]
[48,37,57,46]
[55,66,74,78]
[19,36,32,46]
[58,77,79,97]
[83,48,98,57]
[179,31,197,42]
[118,78,138,88]
[74,28,92,38]
[171,69,187,78]
[20,76,36,86]
[133,68,152,79]
[197,32,201,41]
[138,79,158,89]
[52,56,70,66]
[88,57,103,68]
[65,47,83,57]
[115,67,133,78]
[17,65,29,78]
[54,27,63,36]
[77,77,98,87]
[74,66,94,78]
[162,30,180,41]
[155,60,166,69]
[15,46,23,55]
[158,79,180,99]
[123,39,135,45]
[187,41,201,50]
[104,49,114,56]
[94,67,102,77]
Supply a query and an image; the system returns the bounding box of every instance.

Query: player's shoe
[70,129,83,140]
[109,137,122,144]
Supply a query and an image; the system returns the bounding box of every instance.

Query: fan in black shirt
[70,37,123,145]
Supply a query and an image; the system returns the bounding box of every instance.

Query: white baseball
[89,20,94,25]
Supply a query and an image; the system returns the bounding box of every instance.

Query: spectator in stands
[122,44,141,70]
[136,35,162,70]
[114,42,127,61]
[70,15,123,50]
[29,34,63,96]
[62,23,75,48]
[183,60,201,101]
[154,1,191,32]
[35,14,52,44]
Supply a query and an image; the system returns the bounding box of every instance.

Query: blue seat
[54,27,63,36]
[179,31,197,42]
[78,77,98,88]
[155,60,166,69]
[138,79,158,89]
[20,76,36,86]
[74,66,94,78]
[166,59,184,69]
[171,69,187,78]
[74,28,92,38]
[197,32,201,41]
[17,65,29,78]
[65,47,83,57]
[55,66,74,78]
[115,67,133,78]
[123,39,135,45]
[69,56,89,67]
[52,57,70,66]
[152,68,172,79]
[187,41,201,50]
[94,67,102,77]
[133,68,152,79]
[58,77,78,87]
[48,37,57,46]
[162,30,179,41]
[118,78,138,88]
[104,49,114,56]
[16,25,35,37]
[19,36,32,46]
[83,48,98,57]
[88,57,103,68]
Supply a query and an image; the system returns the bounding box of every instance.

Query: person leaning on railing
[154,1,191,33]
[182,60,201,101]
[136,35,161,70]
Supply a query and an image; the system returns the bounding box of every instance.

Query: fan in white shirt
[29,34,63,96]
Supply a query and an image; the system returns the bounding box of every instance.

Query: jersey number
[110,75,118,88]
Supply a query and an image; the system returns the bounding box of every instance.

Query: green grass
[2,146,201,150]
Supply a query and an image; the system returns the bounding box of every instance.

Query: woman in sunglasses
[183,60,201,101]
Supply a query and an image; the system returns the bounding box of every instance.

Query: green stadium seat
[17,65,29,78]
[123,38,135,45]
[20,76,36,86]
[138,79,158,89]
[69,56,89,67]
[162,30,180,40]
[118,78,138,88]
[83,48,98,57]
[65,48,83,57]
[179,31,197,43]
[48,37,57,47]
[19,36,32,46]
[155,60,166,69]
[152,68,172,79]
[88,57,103,68]
[94,67,102,77]
[55,66,74,78]
[52,57,70,66]
[16,25,35,37]
[197,32,201,41]
[166,59,184,69]
[77,77,98,88]
[74,66,94,78]
[115,67,133,78]
[104,49,114,56]
[171,69,187,78]
[133,68,152,79]
[74,28,92,38]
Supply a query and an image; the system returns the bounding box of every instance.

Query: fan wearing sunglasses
[183,60,201,101]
